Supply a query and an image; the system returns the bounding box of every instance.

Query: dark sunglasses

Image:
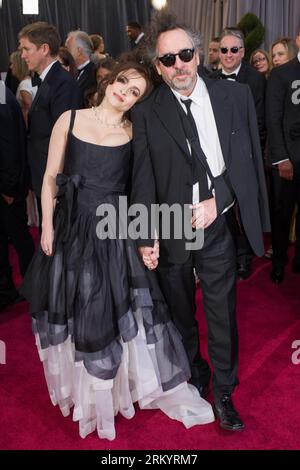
[220,46,244,54]
[158,48,195,67]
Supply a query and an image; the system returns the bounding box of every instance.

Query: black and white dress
[21,111,214,440]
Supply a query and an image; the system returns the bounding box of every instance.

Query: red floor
[0,234,300,450]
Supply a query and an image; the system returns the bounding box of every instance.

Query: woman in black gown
[21,60,214,440]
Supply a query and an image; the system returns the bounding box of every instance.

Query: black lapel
[236,62,247,83]
[29,61,60,115]
[152,84,191,161]
[202,76,232,165]
[78,61,92,86]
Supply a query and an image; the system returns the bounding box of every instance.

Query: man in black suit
[215,29,267,280]
[126,22,145,50]
[0,83,35,311]
[216,29,266,145]
[266,30,300,283]
[131,13,270,431]
[19,22,82,225]
[65,30,97,106]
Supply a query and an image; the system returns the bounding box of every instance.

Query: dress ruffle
[35,311,214,441]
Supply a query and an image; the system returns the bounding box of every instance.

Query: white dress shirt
[39,60,58,82]
[172,75,229,207]
[77,60,91,79]
[221,64,242,80]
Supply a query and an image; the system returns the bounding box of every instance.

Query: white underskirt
[35,311,214,440]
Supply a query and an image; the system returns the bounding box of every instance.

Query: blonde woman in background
[270,37,298,68]
[10,50,39,227]
[10,50,37,127]
[89,34,106,65]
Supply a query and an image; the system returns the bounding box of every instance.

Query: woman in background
[10,50,38,227]
[250,49,270,78]
[270,37,297,68]
[10,50,37,127]
[58,47,78,79]
[90,34,107,65]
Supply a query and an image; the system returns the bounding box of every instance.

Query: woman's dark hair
[96,57,116,74]
[96,59,154,108]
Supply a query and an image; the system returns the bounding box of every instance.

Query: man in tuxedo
[215,29,267,280]
[19,22,81,225]
[65,30,97,106]
[131,13,270,431]
[126,22,145,50]
[0,83,35,311]
[266,29,300,283]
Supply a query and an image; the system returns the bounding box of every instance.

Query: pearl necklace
[92,105,128,128]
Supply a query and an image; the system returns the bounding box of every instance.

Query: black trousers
[0,196,35,284]
[271,169,300,268]
[157,212,238,399]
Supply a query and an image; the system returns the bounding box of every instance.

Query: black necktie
[32,72,41,88]
[220,72,237,80]
[180,98,211,201]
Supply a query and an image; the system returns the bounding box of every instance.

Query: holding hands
[139,240,160,270]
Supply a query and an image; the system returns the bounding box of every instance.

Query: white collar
[221,63,242,77]
[135,32,144,45]
[39,60,58,82]
[298,52,300,63]
[77,60,90,71]
[171,75,207,106]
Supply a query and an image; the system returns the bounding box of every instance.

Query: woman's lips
[114,93,124,102]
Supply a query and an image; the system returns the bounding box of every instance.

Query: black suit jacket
[266,57,300,174]
[27,61,82,196]
[215,62,266,148]
[0,87,28,198]
[131,76,270,264]
[77,61,97,105]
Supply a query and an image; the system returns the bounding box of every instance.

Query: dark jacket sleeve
[251,72,266,149]
[266,68,289,164]
[0,88,28,197]
[50,78,82,125]
[246,85,270,232]
[131,104,156,248]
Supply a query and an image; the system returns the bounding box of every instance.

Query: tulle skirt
[21,195,214,439]
[35,310,214,440]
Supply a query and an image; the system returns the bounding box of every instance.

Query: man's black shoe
[214,394,244,431]
[270,266,285,284]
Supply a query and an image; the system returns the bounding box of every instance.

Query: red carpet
[1,230,300,450]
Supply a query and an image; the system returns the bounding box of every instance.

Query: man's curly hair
[144,9,202,63]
